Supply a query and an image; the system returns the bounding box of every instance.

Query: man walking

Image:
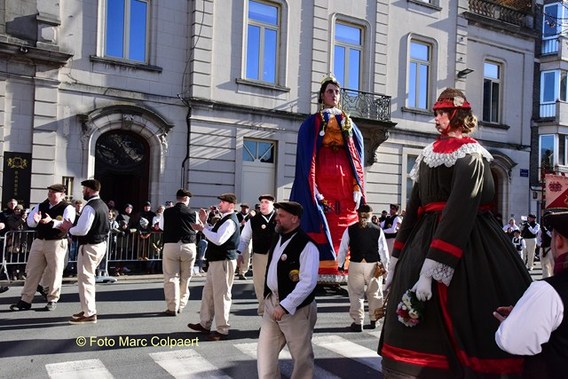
[338,204,389,331]
[257,201,319,379]
[10,184,75,311]
[160,188,197,316]
[381,204,402,257]
[237,194,277,316]
[60,179,109,324]
[522,213,540,270]
[236,202,253,280]
[188,193,240,341]
[495,211,568,378]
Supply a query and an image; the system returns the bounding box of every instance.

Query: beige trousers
[252,253,269,316]
[257,294,317,379]
[77,242,107,317]
[21,238,68,304]
[347,261,383,324]
[385,238,395,257]
[199,259,236,335]
[163,242,196,312]
[524,238,537,270]
[238,241,251,275]
[541,247,555,278]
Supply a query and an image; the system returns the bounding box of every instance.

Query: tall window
[408,40,431,110]
[104,0,149,62]
[483,61,502,123]
[539,134,555,171]
[334,22,363,91]
[542,3,562,54]
[540,70,568,117]
[246,1,279,83]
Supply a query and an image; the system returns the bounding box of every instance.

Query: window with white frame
[334,22,363,91]
[104,0,149,63]
[245,0,279,84]
[402,148,422,207]
[540,70,568,117]
[243,139,275,163]
[407,40,432,110]
[542,3,563,54]
[482,61,502,123]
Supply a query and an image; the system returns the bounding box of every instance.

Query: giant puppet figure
[290,75,366,284]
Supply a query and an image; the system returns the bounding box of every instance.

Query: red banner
[545,174,568,209]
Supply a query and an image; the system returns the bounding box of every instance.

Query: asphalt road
[0,275,383,379]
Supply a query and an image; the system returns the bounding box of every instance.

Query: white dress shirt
[266,232,319,315]
[27,202,76,229]
[202,211,237,246]
[495,280,564,355]
[237,211,274,252]
[69,196,101,236]
[337,226,389,268]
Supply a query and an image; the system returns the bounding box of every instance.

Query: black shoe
[163,310,177,317]
[349,322,363,332]
[369,320,377,329]
[0,286,9,294]
[238,274,247,280]
[37,285,48,301]
[45,302,57,311]
[10,300,31,311]
[188,322,211,334]
[207,331,228,341]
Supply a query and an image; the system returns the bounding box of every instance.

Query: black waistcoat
[348,223,382,262]
[250,211,277,255]
[77,198,110,245]
[205,213,240,261]
[35,200,69,240]
[162,203,197,243]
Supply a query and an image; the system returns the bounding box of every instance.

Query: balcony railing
[539,101,568,127]
[468,0,532,28]
[340,89,391,122]
[542,38,559,55]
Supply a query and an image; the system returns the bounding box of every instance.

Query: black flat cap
[274,201,303,217]
[240,203,250,208]
[528,213,537,218]
[544,211,568,239]
[218,193,237,204]
[358,204,373,213]
[47,184,67,193]
[176,188,192,198]
[81,179,101,192]
[258,194,275,202]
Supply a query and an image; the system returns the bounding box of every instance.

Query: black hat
[274,201,303,217]
[176,188,192,198]
[217,193,237,204]
[528,213,536,218]
[47,184,67,193]
[544,211,568,239]
[390,204,400,211]
[144,201,152,206]
[358,204,373,213]
[240,203,250,208]
[258,194,275,202]
[81,179,101,192]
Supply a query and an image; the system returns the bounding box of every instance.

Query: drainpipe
[179,95,191,188]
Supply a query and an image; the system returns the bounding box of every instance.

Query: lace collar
[409,137,493,182]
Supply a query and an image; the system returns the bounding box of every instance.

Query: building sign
[520,169,529,177]
[2,152,32,208]
[544,173,568,209]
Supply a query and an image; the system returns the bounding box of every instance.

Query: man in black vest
[257,201,319,379]
[237,194,277,316]
[495,210,568,379]
[188,193,240,341]
[160,188,197,316]
[236,202,253,280]
[338,204,389,331]
[521,213,540,270]
[10,184,76,311]
[60,179,110,324]
[381,203,402,257]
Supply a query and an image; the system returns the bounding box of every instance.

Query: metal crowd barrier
[0,230,164,285]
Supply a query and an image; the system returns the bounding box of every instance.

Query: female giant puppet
[290,75,365,283]
[378,88,532,378]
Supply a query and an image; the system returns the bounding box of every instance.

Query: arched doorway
[95,130,150,211]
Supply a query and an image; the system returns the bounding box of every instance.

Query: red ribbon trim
[430,239,463,259]
[381,343,449,370]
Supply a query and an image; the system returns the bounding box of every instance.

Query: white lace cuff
[420,258,454,286]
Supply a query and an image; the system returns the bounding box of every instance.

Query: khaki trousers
[347,261,383,325]
[21,238,68,304]
[257,294,317,379]
[385,238,395,257]
[77,242,107,317]
[163,242,196,312]
[199,259,236,335]
[541,247,555,278]
[524,238,537,270]
[252,253,268,316]
[238,241,251,275]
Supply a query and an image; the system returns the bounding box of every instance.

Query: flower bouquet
[396,289,425,327]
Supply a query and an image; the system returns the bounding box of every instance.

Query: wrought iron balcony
[468,0,533,28]
[340,88,391,122]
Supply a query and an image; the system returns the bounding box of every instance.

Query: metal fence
[1,230,164,283]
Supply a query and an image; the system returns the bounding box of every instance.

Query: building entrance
[95,130,150,213]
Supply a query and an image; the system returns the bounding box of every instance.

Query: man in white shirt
[380,204,402,257]
[521,213,540,270]
[257,201,319,379]
[494,210,568,379]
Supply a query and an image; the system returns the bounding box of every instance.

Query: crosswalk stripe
[150,349,232,378]
[46,359,114,379]
[313,335,382,372]
[234,342,341,379]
